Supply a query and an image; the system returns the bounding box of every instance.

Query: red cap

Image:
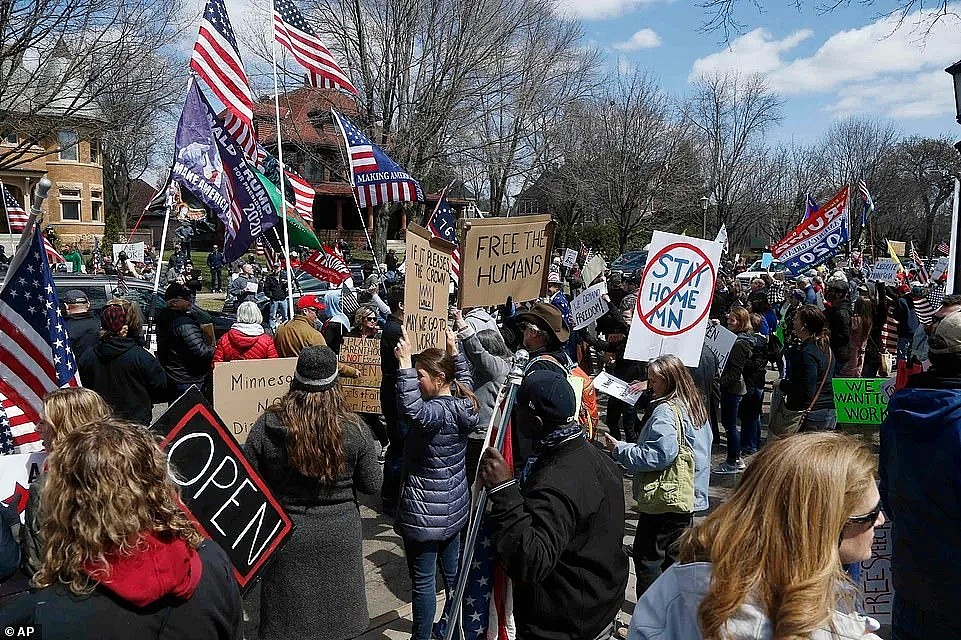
[297,294,326,312]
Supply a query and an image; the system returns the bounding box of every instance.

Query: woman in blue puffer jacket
[394,327,479,640]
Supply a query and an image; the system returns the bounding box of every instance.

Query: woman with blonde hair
[243,345,382,640]
[5,418,242,638]
[604,354,712,599]
[20,387,112,574]
[628,432,885,640]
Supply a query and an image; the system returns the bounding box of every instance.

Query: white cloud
[553,0,674,21]
[613,28,662,51]
[689,5,961,121]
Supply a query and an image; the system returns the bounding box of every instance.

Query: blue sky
[558,0,961,145]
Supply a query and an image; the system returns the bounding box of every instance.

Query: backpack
[526,354,599,437]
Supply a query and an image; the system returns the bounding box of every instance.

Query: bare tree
[817,117,900,188]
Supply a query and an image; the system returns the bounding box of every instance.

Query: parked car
[609,250,648,280]
[736,258,788,290]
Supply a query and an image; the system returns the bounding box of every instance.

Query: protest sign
[887,240,905,257]
[625,231,722,366]
[213,357,297,444]
[869,258,899,285]
[152,387,294,591]
[859,522,894,624]
[772,186,849,274]
[581,255,607,286]
[562,247,578,268]
[458,215,555,308]
[570,282,609,330]
[932,256,949,280]
[832,377,894,424]
[761,252,773,269]
[339,337,381,413]
[112,241,146,263]
[592,371,643,405]
[0,451,46,522]
[404,224,454,352]
[704,322,737,373]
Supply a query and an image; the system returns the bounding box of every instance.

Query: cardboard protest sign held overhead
[404,224,454,352]
[625,231,722,367]
[112,241,146,263]
[870,258,899,285]
[339,337,381,413]
[571,282,609,330]
[887,240,905,257]
[561,247,578,268]
[213,357,297,444]
[704,322,737,373]
[458,215,555,308]
[581,255,607,286]
[832,377,895,425]
[151,387,294,591]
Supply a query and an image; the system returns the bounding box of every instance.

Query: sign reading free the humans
[832,377,895,424]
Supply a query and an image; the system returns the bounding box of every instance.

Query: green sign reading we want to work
[832,378,895,425]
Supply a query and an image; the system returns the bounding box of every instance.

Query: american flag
[1,183,29,231]
[340,281,359,314]
[0,226,78,453]
[301,245,351,284]
[285,169,315,225]
[858,179,875,225]
[909,241,929,285]
[331,109,424,208]
[0,389,42,454]
[937,241,950,256]
[428,194,460,282]
[273,0,357,95]
[190,0,258,162]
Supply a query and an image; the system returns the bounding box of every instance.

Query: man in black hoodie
[156,283,214,401]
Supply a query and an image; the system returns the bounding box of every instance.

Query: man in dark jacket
[263,262,287,330]
[63,289,101,360]
[824,279,852,372]
[894,284,919,362]
[156,283,214,401]
[379,286,406,515]
[880,307,961,640]
[207,245,225,292]
[480,370,629,640]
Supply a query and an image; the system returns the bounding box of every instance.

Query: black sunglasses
[846,500,883,526]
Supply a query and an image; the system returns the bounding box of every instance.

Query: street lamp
[700,195,709,239]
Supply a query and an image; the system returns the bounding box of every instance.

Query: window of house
[60,189,81,220]
[91,190,102,221]
[58,131,78,161]
[89,139,101,164]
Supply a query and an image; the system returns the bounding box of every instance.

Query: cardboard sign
[458,214,555,308]
[625,231,722,366]
[151,387,294,591]
[581,255,607,286]
[561,247,578,269]
[570,282,609,330]
[112,241,146,263]
[859,522,894,624]
[832,377,895,424]
[339,337,382,413]
[704,322,737,374]
[887,240,905,257]
[870,258,899,285]
[0,451,46,522]
[404,224,454,352]
[932,256,949,280]
[213,357,297,444]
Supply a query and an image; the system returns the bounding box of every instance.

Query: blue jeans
[268,300,288,329]
[801,407,837,432]
[720,392,743,464]
[897,335,912,362]
[403,535,460,640]
[738,387,763,453]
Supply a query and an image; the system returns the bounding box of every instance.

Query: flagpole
[948,177,960,294]
[0,180,11,237]
[330,108,376,258]
[270,22,296,320]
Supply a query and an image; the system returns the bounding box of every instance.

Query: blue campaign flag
[775,186,850,274]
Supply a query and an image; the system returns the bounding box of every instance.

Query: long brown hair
[679,433,876,639]
[268,387,360,481]
[34,418,202,595]
[727,307,750,333]
[41,387,111,450]
[415,348,479,411]
[647,354,707,426]
[855,295,874,339]
[796,304,831,352]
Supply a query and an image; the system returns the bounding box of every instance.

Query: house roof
[252,87,359,149]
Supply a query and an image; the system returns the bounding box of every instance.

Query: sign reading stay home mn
[832,377,895,424]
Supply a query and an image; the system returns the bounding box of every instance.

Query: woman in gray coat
[243,346,382,640]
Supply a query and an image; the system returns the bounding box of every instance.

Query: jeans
[738,387,763,453]
[268,300,288,330]
[897,335,912,362]
[633,511,692,599]
[403,535,460,640]
[720,392,743,464]
[606,397,638,442]
[210,268,222,291]
[800,407,837,432]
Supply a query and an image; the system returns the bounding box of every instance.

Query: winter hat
[164,282,192,302]
[929,311,961,355]
[290,345,339,392]
[518,370,576,427]
[100,304,128,335]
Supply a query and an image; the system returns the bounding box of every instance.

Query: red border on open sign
[636,242,716,337]
[161,403,294,588]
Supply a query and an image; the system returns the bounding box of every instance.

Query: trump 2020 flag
[331,109,423,209]
[773,186,849,274]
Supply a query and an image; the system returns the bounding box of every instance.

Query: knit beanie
[100,304,127,335]
[290,346,339,392]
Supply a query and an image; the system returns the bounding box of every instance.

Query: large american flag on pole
[190,0,258,162]
[0,226,79,453]
[2,183,64,264]
[909,240,929,284]
[273,0,358,95]
[285,169,315,225]
[428,194,460,282]
[331,109,424,208]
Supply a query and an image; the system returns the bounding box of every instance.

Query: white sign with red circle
[625,231,723,366]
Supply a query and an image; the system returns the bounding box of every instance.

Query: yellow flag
[887,240,904,272]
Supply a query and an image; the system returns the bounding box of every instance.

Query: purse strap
[666,401,685,451]
[803,348,833,415]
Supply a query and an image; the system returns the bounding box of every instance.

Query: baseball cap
[164,283,193,302]
[62,289,88,304]
[929,310,961,355]
[517,370,576,427]
[296,294,327,312]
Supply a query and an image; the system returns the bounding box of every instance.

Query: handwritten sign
[832,377,895,424]
[113,241,146,263]
[704,322,737,374]
[859,522,894,624]
[339,337,382,413]
[887,240,905,257]
[213,357,297,444]
[870,258,899,285]
[404,223,454,352]
[152,387,294,591]
[932,256,949,280]
[581,255,607,286]
[458,215,555,308]
[0,452,46,523]
[561,248,578,269]
[570,282,609,330]
[625,231,722,366]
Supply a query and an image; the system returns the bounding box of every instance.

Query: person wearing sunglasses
[628,432,884,640]
[350,306,382,339]
[881,307,961,640]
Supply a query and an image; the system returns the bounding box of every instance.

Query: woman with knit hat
[76,300,167,426]
[243,345,383,640]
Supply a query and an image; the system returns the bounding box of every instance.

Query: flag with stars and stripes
[301,245,351,285]
[190,0,258,162]
[909,241,929,285]
[0,390,42,454]
[273,0,357,95]
[331,109,424,209]
[428,194,460,282]
[340,281,359,314]
[0,225,79,447]
[858,179,875,225]
[1,183,29,232]
[285,169,315,225]
[937,241,950,256]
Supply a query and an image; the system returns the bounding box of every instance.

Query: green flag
[253,169,321,250]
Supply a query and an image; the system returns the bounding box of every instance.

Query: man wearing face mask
[479,370,628,640]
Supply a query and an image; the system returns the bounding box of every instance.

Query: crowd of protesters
[0,241,958,640]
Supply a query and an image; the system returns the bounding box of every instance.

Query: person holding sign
[242,346,383,640]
